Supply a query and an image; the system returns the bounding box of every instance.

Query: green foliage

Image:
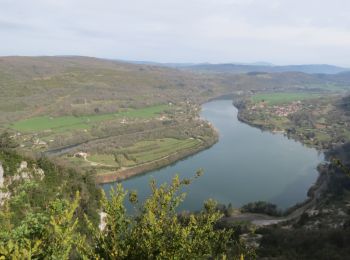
[0,150,23,177]
[241,201,281,217]
[42,192,86,259]
[331,158,350,177]
[0,175,251,259]
[0,142,251,259]
[257,227,350,260]
[0,132,22,177]
[0,239,42,260]
[0,132,18,150]
[0,144,101,259]
[0,193,84,259]
[216,203,236,217]
[82,175,246,259]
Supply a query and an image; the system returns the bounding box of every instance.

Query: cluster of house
[271,101,302,117]
[250,101,302,117]
[250,102,267,110]
[74,152,88,160]
[33,138,47,147]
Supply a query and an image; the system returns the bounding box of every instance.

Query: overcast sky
[1,0,350,66]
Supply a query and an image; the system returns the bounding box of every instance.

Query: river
[102,100,323,211]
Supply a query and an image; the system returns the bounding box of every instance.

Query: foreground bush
[0,146,253,259]
[84,176,241,259]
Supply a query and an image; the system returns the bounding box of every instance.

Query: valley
[2,56,350,259]
[3,0,350,258]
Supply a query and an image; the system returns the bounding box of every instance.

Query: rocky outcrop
[0,161,45,205]
[0,162,10,205]
[99,212,107,231]
[0,162,3,188]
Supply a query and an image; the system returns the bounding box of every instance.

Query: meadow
[251,92,322,105]
[10,104,169,133]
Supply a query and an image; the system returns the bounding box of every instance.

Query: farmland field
[87,138,202,169]
[251,92,322,105]
[10,104,169,133]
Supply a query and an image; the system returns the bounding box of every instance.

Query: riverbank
[231,100,342,227]
[220,163,330,227]
[236,105,326,153]
[102,100,322,212]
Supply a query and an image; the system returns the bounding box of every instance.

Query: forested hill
[1,56,350,127]
[0,56,225,124]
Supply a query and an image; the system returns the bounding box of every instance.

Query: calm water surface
[102,100,323,211]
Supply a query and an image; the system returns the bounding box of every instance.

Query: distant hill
[114,59,350,74]
[0,56,229,124]
[178,63,350,75]
[1,56,350,125]
[126,61,275,68]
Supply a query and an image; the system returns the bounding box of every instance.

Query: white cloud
[0,0,349,66]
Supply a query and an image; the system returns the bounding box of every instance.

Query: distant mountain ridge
[127,60,349,75]
[183,63,349,75]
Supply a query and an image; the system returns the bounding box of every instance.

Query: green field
[251,93,321,105]
[87,154,117,166]
[87,138,201,168]
[10,104,169,132]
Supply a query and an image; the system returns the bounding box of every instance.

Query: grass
[88,154,117,166]
[306,83,350,92]
[314,132,332,142]
[251,93,322,105]
[10,104,169,132]
[87,138,201,168]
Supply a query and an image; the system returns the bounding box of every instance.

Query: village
[249,100,302,117]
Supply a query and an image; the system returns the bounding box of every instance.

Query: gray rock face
[0,161,44,205]
[0,162,8,205]
[0,162,3,188]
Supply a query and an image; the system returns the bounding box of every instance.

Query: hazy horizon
[2,55,348,68]
[1,0,350,67]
